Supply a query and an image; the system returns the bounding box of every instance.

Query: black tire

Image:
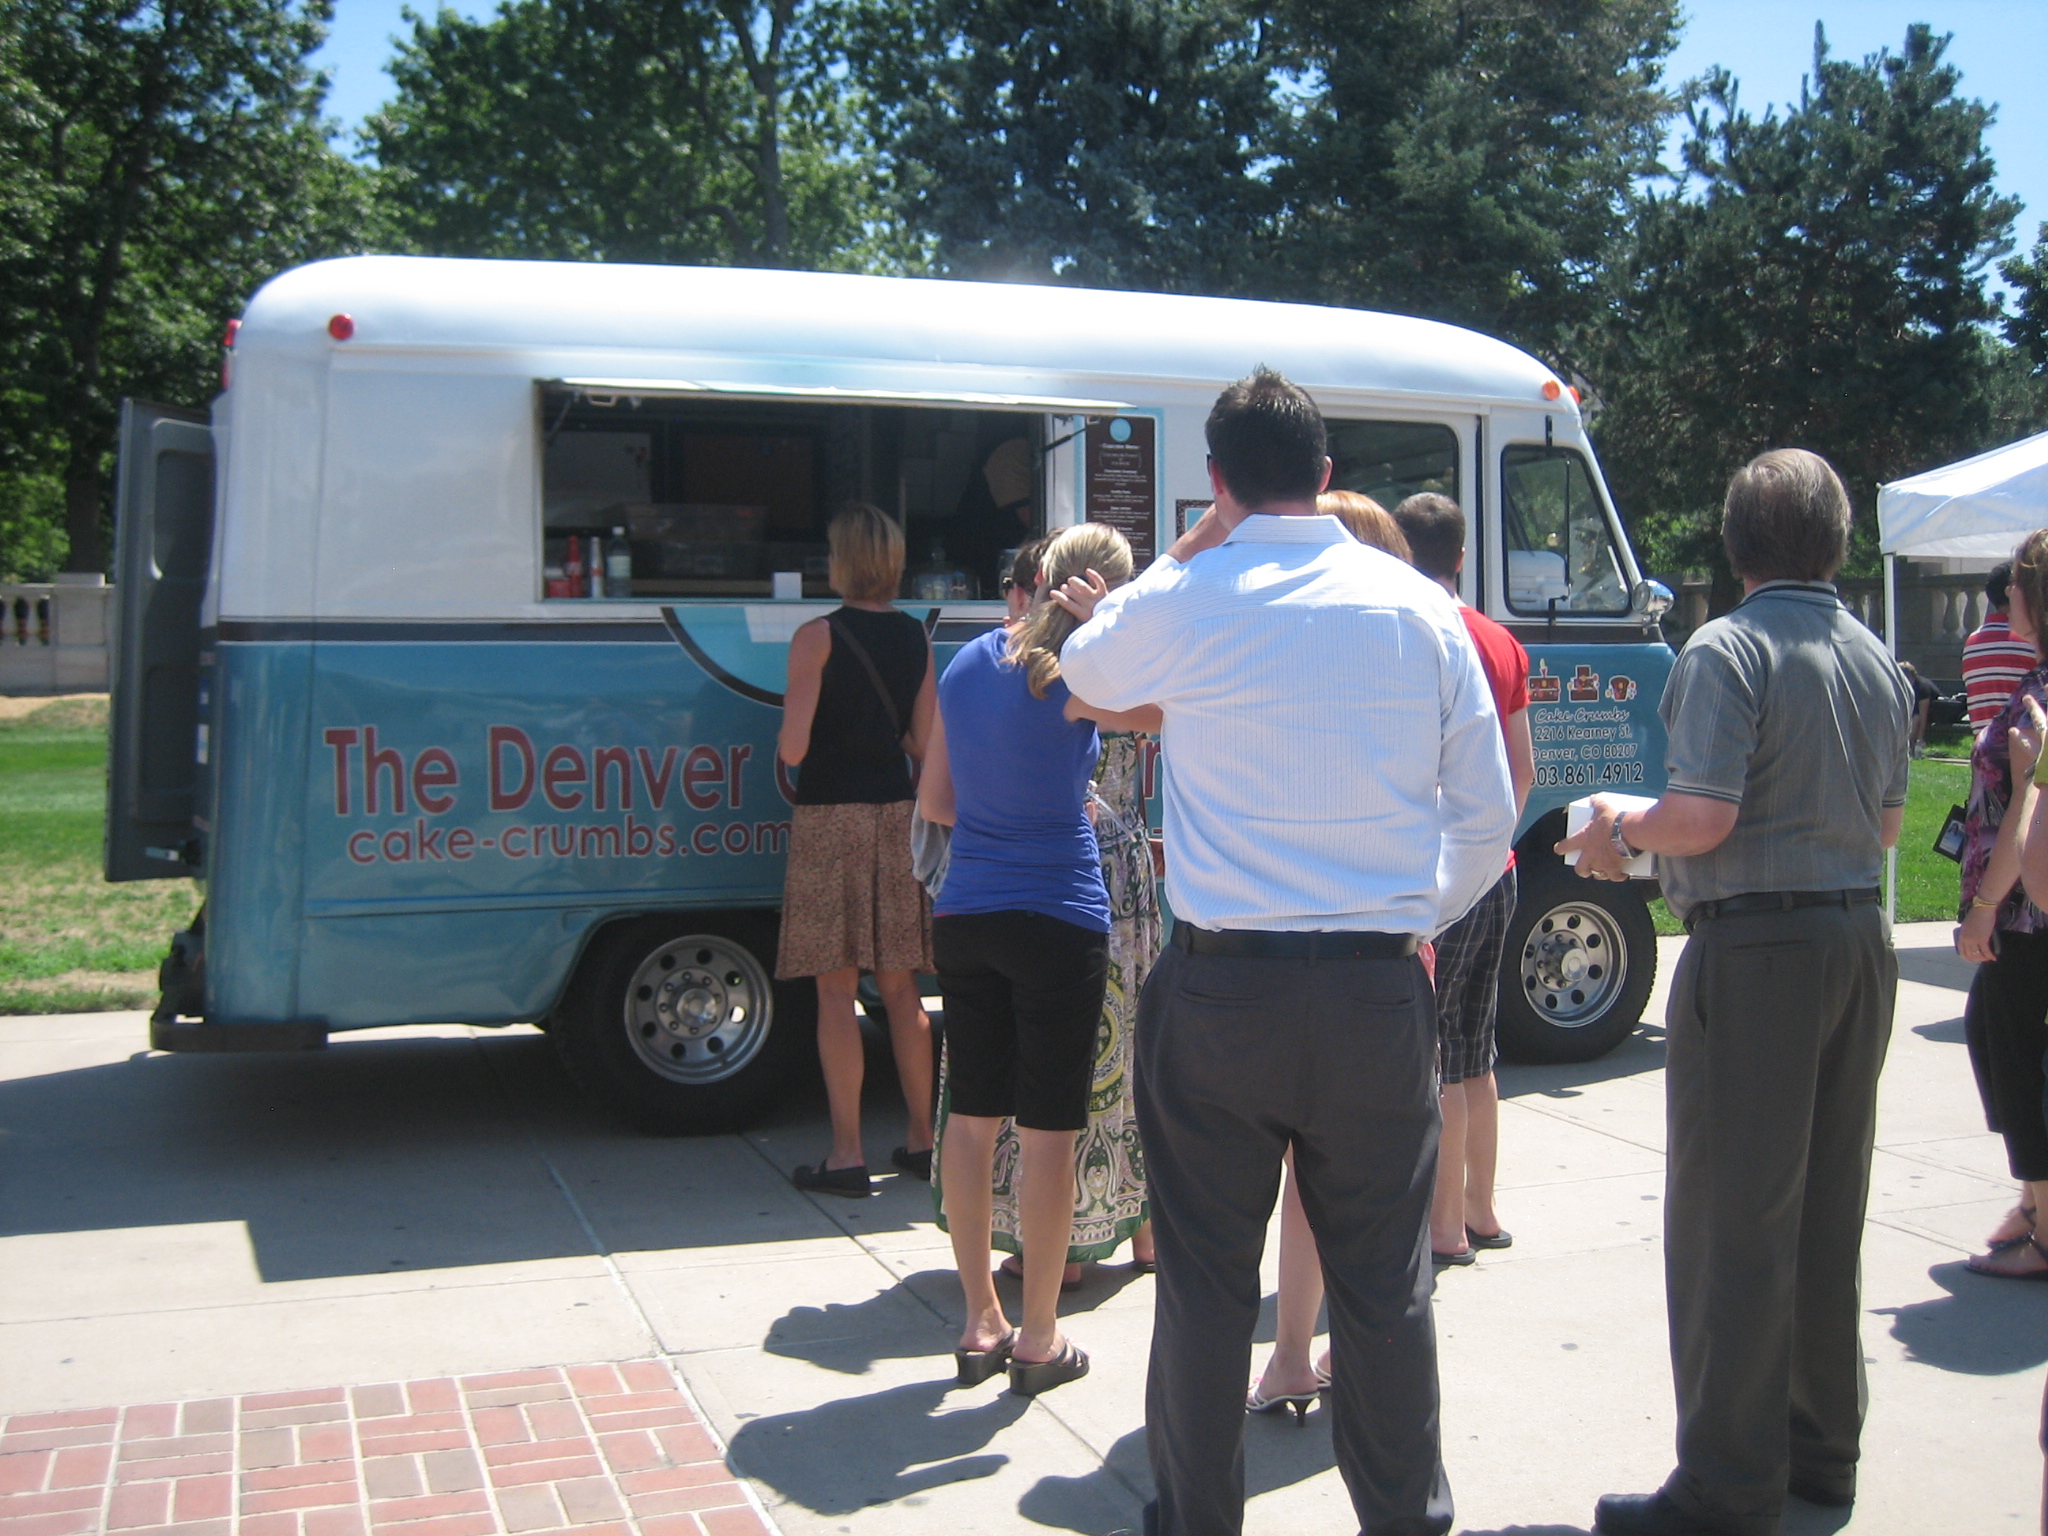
[551,911,815,1134]
[1495,862,1658,1065]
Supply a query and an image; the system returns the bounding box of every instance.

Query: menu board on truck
[1085,415,1158,569]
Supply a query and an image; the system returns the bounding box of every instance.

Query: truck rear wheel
[551,912,814,1134]
[1494,863,1657,1065]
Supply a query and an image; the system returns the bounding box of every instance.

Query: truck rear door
[106,400,213,882]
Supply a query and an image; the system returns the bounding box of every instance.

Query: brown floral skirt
[776,800,935,978]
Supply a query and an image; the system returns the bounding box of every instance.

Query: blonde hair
[2011,529,2048,661]
[1320,489,1412,562]
[1007,523,1134,698]
[827,502,905,603]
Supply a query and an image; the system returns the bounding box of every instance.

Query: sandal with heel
[1245,1384,1317,1425]
[1009,1339,1089,1397]
[953,1328,1018,1386]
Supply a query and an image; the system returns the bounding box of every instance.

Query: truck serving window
[1326,419,1459,507]
[1501,445,1629,617]
[539,388,1044,601]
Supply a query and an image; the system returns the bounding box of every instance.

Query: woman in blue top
[918,524,1159,1397]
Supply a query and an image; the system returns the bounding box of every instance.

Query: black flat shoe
[1466,1225,1513,1249]
[1593,1491,1744,1535]
[1009,1339,1089,1398]
[891,1146,932,1181]
[953,1328,1017,1386]
[792,1161,871,1198]
[1432,1247,1476,1267]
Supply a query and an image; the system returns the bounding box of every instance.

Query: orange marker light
[1541,380,1562,401]
[1568,385,1581,404]
[328,313,355,341]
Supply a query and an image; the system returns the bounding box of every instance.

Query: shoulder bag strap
[823,612,904,742]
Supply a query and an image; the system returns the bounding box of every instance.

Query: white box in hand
[1564,794,1658,878]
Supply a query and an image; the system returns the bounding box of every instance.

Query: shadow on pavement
[0,1023,904,1283]
[1498,1022,1667,1102]
[765,1265,1160,1374]
[725,1375,1030,1516]
[1872,1261,2048,1374]
[1020,1409,1346,1535]
[1912,1014,1967,1044]
[1897,942,1973,994]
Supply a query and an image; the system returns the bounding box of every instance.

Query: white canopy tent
[1878,428,2048,657]
[1875,430,2048,916]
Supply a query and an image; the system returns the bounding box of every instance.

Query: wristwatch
[1609,814,1638,864]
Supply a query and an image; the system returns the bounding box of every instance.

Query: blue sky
[311,2,2048,259]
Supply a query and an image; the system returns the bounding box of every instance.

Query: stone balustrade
[0,577,113,693]
[1657,568,1995,686]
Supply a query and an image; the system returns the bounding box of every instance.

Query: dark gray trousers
[1134,942,1451,1536]
[1661,903,1895,1534]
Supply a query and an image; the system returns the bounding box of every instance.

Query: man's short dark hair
[1390,493,1466,582]
[1987,560,2012,610]
[1721,448,1851,584]
[1205,367,1328,508]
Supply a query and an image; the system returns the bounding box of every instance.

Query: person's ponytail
[1005,523,1134,698]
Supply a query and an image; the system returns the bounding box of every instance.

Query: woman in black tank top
[775,503,938,1198]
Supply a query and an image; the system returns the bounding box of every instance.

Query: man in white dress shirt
[1057,369,1514,1536]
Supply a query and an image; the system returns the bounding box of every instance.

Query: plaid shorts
[1435,866,1518,1084]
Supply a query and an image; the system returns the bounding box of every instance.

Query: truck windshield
[1502,446,1630,617]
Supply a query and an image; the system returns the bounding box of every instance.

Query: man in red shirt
[1393,493,1536,1262]
[1964,561,2035,735]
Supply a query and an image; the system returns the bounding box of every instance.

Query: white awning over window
[549,377,1131,413]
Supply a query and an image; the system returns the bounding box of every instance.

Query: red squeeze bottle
[565,536,584,595]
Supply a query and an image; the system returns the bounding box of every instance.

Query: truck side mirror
[1630,578,1674,620]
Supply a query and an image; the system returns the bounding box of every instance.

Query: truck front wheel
[1494,863,1658,1065]
[551,913,815,1134]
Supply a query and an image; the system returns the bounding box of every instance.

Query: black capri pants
[1964,927,2048,1182]
[933,909,1109,1132]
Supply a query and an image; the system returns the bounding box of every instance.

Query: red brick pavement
[0,1364,774,1536]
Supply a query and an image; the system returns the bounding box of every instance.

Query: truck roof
[238,256,1575,413]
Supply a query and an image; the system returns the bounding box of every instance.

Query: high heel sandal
[954,1328,1018,1386]
[1245,1384,1317,1425]
[1008,1339,1089,1397]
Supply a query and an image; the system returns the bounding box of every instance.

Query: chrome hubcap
[624,935,772,1085]
[1522,902,1627,1027]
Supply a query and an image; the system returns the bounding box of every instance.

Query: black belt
[1685,887,1881,929]
[1172,925,1419,960]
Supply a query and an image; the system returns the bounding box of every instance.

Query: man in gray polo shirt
[1560,448,1911,1536]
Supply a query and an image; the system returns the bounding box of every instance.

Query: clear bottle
[606,526,632,597]
[916,542,952,602]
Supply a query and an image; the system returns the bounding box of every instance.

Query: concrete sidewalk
[2,923,2043,1534]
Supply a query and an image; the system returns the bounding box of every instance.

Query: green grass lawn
[1646,755,1971,935]
[0,696,199,1013]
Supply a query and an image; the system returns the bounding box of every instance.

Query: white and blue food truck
[108,256,1675,1131]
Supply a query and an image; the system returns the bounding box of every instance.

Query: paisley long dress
[933,732,1159,1259]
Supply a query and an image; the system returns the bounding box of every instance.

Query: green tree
[1265,0,1680,362]
[2004,222,2048,381]
[1588,24,2021,586]
[862,0,1279,292]
[0,0,375,574]
[368,0,897,271]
